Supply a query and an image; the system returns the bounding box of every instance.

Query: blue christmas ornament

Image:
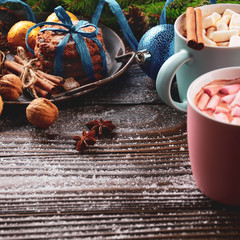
[137,24,174,80]
[136,0,216,80]
[136,0,175,80]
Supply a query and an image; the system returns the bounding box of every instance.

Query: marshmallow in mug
[201,8,240,47]
[195,78,240,125]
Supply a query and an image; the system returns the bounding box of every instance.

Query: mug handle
[156,49,192,112]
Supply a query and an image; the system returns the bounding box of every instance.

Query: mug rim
[187,66,240,127]
[175,3,240,50]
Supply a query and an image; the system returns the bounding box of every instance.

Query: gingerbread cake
[34,20,106,80]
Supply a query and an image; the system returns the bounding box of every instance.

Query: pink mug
[187,66,240,206]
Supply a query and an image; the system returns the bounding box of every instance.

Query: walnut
[0,74,22,100]
[26,97,59,128]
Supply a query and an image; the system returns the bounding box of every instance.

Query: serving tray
[3,24,135,105]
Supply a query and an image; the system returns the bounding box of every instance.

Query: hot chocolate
[195,78,240,124]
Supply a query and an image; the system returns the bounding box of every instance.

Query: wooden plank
[0,62,240,239]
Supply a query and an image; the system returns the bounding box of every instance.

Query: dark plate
[4,24,135,105]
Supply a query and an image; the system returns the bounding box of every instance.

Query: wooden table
[0,59,240,239]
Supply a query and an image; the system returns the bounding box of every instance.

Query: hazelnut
[26,97,59,128]
[0,95,3,116]
[0,74,22,100]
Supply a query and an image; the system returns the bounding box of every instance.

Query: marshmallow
[229,13,240,28]
[216,22,228,31]
[231,117,240,125]
[220,84,240,94]
[206,95,220,111]
[197,93,210,110]
[229,26,240,34]
[204,84,223,96]
[216,14,231,25]
[229,35,240,47]
[216,41,229,46]
[231,106,240,117]
[213,112,229,123]
[221,94,236,104]
[212,29,238,42]
[212,12,222,22]
[230,90,240,107]
[201,9,240,47]
[196,80,240,126]
[203,14,217,29]
[215,106,230,114]
[206,27,216,40]
[203,34,217,46]
[203,12,221,28]
[223,8,238,17]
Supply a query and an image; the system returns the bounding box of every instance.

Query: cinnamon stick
[195,8,204,50]
[34,85,51,98]
[4,60,24,75]
[5,60,59,94]
[15,54,65,88]
[14,55,25,66]
[186,7,204,50]
[14,55,65,86]
[34,75,59,94]
[186,7,197,49]
[36,70,65,86]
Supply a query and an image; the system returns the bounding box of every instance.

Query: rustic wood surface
[0,61,240,240]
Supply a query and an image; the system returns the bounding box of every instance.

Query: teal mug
[156,4,240,112]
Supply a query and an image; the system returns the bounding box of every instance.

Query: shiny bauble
[46,11,78,23]
[7,21,40,52]
[136,24,175,80]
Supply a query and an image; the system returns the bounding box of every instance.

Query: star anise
[73,130,97,151]
[86,119,116,137]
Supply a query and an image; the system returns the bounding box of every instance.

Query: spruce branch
[2,0,240,27]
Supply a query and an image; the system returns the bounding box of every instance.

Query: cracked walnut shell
[26,98,59,128]
[0,74,22,100]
